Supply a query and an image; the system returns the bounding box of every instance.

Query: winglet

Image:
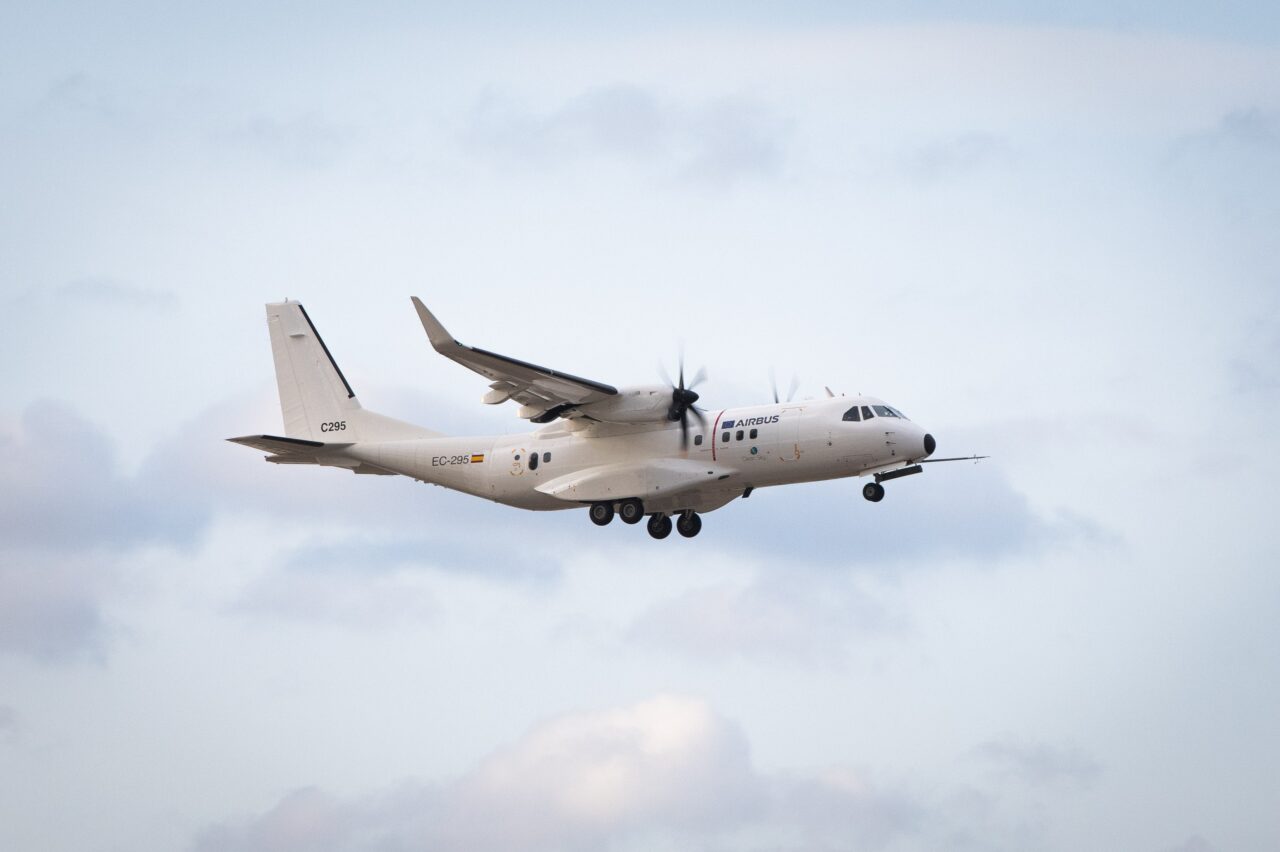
[411,296,458,352]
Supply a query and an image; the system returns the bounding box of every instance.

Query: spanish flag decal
[470,454,485,463]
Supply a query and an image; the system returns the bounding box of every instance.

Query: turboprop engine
[576,385,674,423]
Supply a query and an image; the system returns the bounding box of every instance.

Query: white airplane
[230,299,984,539]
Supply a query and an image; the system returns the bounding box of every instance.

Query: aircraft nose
[923,433,936,456]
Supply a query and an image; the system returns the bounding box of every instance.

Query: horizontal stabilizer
[227,434,348,456]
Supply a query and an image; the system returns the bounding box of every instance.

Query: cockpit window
[842,405,861,422]
[873,405,897,418]
[861,405,874,420]
[888,407,909,420]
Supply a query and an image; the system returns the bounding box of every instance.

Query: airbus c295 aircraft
[230,299,985,539]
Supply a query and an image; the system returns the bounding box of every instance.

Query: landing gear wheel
[863,482,885,502]
[619,498,645,525]
[676,511,702,538]
[647,514,672,539]
[589,502,614,526]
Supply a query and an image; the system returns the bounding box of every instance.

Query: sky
[2,2,1279,850]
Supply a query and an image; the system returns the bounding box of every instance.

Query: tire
[676,512,702,538]
[647,514,673,539]
[862,482,885,502]
[589,502,614,526]
[619,498,645,524]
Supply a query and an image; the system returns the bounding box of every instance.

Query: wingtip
[410,296,457,351]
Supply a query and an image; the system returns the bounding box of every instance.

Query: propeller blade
[679,409,690,448]
[769,367,779,404]
[786,374,800,403]
[688,366,707,390]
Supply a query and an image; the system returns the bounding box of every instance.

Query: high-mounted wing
[412,297,617,422]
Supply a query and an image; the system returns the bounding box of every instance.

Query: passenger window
[736,430,744,441]
[749,428,758,439]
[843,406,860,422]
[861,406,874,420]
[529,453,539,470]
[543,452,551,463]
[694,435,703,446]
[722,432,730,443]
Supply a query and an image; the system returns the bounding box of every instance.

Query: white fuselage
[338,395,930,515]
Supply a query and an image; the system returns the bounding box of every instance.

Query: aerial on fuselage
[229,299,984,540]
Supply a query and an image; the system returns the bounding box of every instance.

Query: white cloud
[194,694,936,852]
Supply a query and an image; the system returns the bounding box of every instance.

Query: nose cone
[923,433,936,456]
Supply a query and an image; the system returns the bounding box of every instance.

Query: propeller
[664,352,708,449]
[769,368,800,404]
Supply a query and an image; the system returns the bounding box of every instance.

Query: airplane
[229,299,985,539]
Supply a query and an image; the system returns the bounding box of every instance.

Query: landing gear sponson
[589,500,703,539]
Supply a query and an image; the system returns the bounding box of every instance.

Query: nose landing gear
[862,482,885,502]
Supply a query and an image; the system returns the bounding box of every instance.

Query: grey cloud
[283,536,558,583]
[0,402,209,661]
[1167,107,1280,222]
[214,112,351,169]
[629,573,897,665]
[906,133,1014,182]
[707,463,1110,569]
[0,401,209,552]
[192,694,937,852]
[464,84,788,185]
[974,738,1102,790]
[229,563,437,629]
[0,704,17,740]
[0,550,111,662]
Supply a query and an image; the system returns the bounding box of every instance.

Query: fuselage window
[542,452,551,463]
[861,406,874,420]
[529,452,539,470]
[722,431,730,443]
[749,428,758,439]
[843,406,861,422]
[694,434,703,446]
[873,405,896,417]
[736,430,744,441]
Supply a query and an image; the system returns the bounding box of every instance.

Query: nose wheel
[862,482,885,502]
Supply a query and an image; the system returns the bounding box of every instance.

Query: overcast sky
[2,3,1279,851]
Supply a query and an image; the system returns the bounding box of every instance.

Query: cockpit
[842,403,909,422]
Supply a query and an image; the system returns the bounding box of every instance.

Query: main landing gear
[588,500,703,539]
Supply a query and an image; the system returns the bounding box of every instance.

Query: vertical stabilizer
[263,301,439,442]
[267,301,360,440]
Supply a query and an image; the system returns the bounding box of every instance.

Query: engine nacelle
[576,385,673,424]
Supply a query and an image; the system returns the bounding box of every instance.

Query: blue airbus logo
[721,415,779,430]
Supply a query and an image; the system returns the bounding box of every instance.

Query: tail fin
[264,301,439,442]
